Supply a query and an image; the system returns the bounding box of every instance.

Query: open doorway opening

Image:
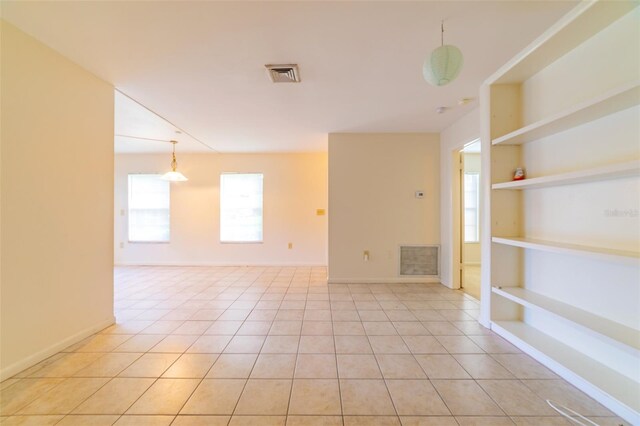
[459,139,481,299]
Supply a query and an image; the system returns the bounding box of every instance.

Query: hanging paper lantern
[423,44,463,87]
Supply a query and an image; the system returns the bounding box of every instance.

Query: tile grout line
[283,277,307,420]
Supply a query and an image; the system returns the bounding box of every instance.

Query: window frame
[127,173,171,244]
[219,172,264,244]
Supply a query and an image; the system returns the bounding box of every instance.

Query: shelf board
[487,1,639,84]
[492,286,639,351]
[492,81,640,146]
[491,320,640,418]
[491,236,640,265]
[491,160,640,190]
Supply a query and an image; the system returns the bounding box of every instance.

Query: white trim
[328,277,441,284]
[478,83,492,329]
[115,261,327,267]
[127,241,170,244]
[439,114,481,291]
[0,316,115,381]
[220,241,264,244]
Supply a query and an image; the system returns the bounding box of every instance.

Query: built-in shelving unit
[492,81,640,146]
[491,287,640,351]
[491,321,640,416]
[481,0,640,422]
[491,236,640,265]
[491,160,640,190]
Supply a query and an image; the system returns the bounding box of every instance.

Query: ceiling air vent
[265,64,301,83]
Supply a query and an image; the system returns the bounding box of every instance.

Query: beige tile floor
[0,266,629,426]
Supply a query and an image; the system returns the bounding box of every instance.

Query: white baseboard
[439,279,455,289]
[115,261,327,267]
[328,277,441,284]
[0,316,115,381]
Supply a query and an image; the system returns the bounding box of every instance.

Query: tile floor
[0,266,628,426]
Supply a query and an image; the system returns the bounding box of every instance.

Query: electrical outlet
[119,242,124,249]
[363,250,370,261]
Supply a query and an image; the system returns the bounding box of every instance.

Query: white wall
[439,109,480,288]
[1,22,114,379]
[115,153,328,266]
[328,133,440,283]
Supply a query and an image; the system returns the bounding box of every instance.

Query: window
[128,174,170,242]
[464,172,480,243]
[220,173,263,243]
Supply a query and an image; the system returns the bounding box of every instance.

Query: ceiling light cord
[441,20,444,46]
[161,140,188,181]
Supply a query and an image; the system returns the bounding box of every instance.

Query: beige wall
[1,22,114,379]
[328,133,440,283]
[439,108,480,288]
[115,153,328,266]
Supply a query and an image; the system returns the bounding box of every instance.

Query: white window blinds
[220,173,263,243]
[128,174,170,242]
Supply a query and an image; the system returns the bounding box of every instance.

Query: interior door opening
[459,140,481,299]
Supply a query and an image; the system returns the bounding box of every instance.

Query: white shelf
[492,286,640,352]
[491,160,640,190]
[487,1,639,84]
[491,321,640,420]
[491,236,640,265]
[492,81,640,145]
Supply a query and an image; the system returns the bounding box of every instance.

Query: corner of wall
[439,108,481,291]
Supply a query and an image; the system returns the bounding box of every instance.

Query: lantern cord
[441,21,444,46]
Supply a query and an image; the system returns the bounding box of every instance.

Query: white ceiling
[114,91,214,153]
[2,1,576,153]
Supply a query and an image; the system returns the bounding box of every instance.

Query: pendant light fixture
[423,21,464,87]
[161,140,188,182]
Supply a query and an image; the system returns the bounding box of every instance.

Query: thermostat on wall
[415,191,425,198]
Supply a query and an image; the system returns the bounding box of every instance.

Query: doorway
[459,140,481,299]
